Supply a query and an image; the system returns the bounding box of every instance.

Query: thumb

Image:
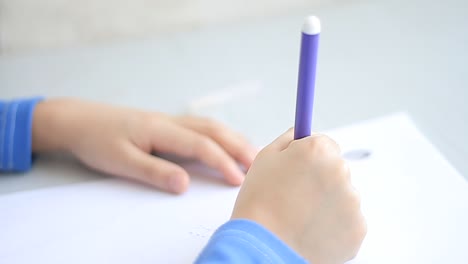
[121,143,190,194]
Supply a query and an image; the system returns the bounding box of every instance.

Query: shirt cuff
[196,219,308,264]
[0,97,43,172]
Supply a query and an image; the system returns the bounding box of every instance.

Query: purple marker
[294,16,321,140]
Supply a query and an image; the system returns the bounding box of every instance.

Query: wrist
[32,99,74,153]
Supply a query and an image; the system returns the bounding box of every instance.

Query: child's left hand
[32,98,257,194]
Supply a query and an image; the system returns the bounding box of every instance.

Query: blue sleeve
[195,219,308,264]
[0,97,43,172]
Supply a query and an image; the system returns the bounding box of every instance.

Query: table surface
[1,0,467,194]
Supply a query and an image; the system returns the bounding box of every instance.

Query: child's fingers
[290,134,342,157]
[121,143,190,194]
[149,122,245,186]
[173,116,258,170]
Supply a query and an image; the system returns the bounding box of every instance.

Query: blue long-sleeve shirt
[196,219,308,263]
[0,97,42,171]
[0,97,308,264]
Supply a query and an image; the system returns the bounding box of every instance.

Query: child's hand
[32,98,257,194]
[232,128,366,264]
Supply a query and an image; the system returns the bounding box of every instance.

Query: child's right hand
[232,128,366,264]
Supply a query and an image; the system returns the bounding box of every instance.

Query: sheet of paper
[1,113,467,264]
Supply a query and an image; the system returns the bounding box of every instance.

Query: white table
[1,0,467,193]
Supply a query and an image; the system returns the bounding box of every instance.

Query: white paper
[1,113,467,264]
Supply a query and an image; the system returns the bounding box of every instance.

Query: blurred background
[0,0,467,191]
[0,0,348,55]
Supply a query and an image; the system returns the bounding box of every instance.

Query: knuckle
[348,191,362,210]
[287,139,302,151]
[140,113,156,128]
[231,135,250,154]
[300,134,335,156]
[348,195,361,211]
[358,216,368,240]
[314,135,339,154]
[235,133,250,146]
[288,140,315,160]
[325,159,350,187]
[312,134,331,145]
[305,135,323,148]
[336,159,350,179]
[202,117,222,133]
[194,136,215,156]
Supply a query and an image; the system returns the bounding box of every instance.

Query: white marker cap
[302,16,321,35]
